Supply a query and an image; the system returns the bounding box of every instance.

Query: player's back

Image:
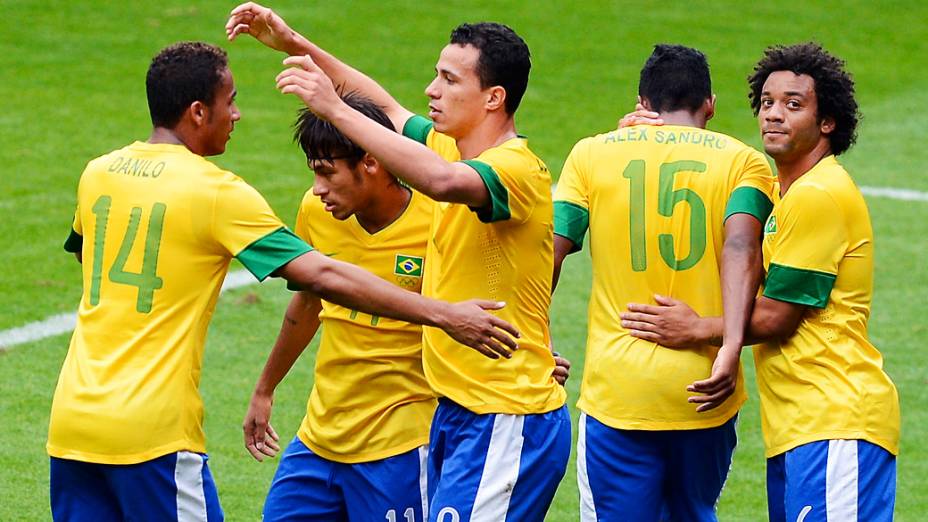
[555,124,773,430]
[48,141,297,464]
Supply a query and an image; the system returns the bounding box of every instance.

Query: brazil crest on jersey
[293,188,437,463]
[49,142,311,464]
[554,125,774,430]
[403,115,566,415]
[757,155,900,457]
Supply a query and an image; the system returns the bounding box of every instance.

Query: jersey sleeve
[293,190,316,245]
[462,145,547,224]
[402,115,460,161]
[763,184,845,308]
[64,207,83,253]
[552,138,591,252]
[724,148,775,223]
[213,176,313,282]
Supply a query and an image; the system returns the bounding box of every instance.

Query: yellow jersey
[403,115,566,415]
[554,125,774,430]
[293,188,437,463]
[49,141,311,464]
[757,155,900,457]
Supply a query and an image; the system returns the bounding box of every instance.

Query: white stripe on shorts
[418,445,430,521]
[175,451,208,522]
[826,440,858,522]
[470,414,525,521]
[577,413,597,522]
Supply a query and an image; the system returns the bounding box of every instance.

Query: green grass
[1,0,926,519]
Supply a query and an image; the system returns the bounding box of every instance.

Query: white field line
[2,185,926,352]
[0,269,256,352]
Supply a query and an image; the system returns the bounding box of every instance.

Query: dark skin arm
[551,234,577,293]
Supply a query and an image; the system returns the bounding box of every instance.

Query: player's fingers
[228,24,252,41]
[554,356,571,370]
[625,303,663,315]
[687,372,731,393]
[626,329,663,342]
[688,388,732,410]
[553,368,568,385]
[483,337,513,359]
[653,294,681,306]
[472,299,506,311]
[230,2,260,16]
[488,327,518,351]
[267,423,279,442]
[283,54,321,73]
[488,316,520,341]
[619,311,658,323]
[620,319,661,333]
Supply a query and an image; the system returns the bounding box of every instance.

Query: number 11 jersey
[553,125,773,430]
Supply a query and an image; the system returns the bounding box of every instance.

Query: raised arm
[277,250,519,359]
[275,55,492,209]
[243,291,322,461]
[225,2,413,130]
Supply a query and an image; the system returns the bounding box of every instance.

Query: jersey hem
[297,431,430,464]
[431,390,567,415]
[577,394,746,431]
[764,430,900,458]
[46,439,205,465]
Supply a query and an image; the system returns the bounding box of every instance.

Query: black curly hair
[748,42,859,156]
[146,42,228,128]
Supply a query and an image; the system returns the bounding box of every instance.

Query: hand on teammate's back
[620,294,703,348]
[439,299,521,360]
[687,346,740,412]
[243,391,281,462]
[553,354,571,386]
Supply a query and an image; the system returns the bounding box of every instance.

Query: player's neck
[774,140,832,196]
[355,183,412,234]
[656,110,707,129]
[454,114,518,160]
[148,127,192,151]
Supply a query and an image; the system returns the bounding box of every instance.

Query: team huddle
[47,2,900,522]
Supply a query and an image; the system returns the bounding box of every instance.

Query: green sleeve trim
[236,227,314,282]
[462,159,511,223]
[763,262,836,308]
[553,201,589,253]
[725,186,773,223]
[402,115,433,144]
[63,229,83,253]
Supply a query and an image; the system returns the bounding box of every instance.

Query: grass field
[2,0,926,519]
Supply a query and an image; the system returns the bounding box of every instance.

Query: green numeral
[348,308,380,326]
[622,160,647,271]
[622,160,708,272]
[88,195,166,313]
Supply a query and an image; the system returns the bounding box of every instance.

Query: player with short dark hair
[48,41,519,522]
[621,42,900,522]
[227,4,569,519]
[554,44,774,521]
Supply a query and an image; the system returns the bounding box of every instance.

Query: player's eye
[786,100,801,109]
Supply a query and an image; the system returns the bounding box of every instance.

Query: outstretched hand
[620,294,702,348]
[276,55,342,119]
[243,391,281,462]
[226,2,298,53]
[440,300,521,360]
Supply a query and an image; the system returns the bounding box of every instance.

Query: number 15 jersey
[554,125,773,430]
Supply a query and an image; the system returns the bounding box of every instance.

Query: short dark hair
[449,22,531,115]
[294,91,395,166]
[146,42,228,128]
[748,42,859,155]
[638,44,712,113]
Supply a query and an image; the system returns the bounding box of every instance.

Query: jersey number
[89,195,166,313]
[622,159,707,271]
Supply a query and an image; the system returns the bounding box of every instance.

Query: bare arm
[277,251,518,359]
[685,214,764,411]
[243,291,322,461]
[552,234,575,292]
[225,2,413,130]
[276,55,492,209]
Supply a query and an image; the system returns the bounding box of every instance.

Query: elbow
[758,313,800,341]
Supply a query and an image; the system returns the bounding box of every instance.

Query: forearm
[280,253,449,329]
[254,292,321,395]
[551,235,575,293]
[720,226,764,350]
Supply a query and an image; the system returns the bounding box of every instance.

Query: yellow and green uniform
[292,188,437,463]
[403,116,566,415]
[554,125,774,430]
[757,155,899,457]
[49,141,311,464]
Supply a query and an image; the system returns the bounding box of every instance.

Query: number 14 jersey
[554,125,773,430]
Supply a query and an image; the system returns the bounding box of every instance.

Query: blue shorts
[263,437,429,522]
[766,439,896,522]
[50,452,223,522]
[577,412,737,522]
[427,399,571,522]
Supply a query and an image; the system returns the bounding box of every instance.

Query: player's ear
[704,95,717,122]
[189,101,208,127]
[360,152,380,175]
[639,97,654,112]
[819,115,836,136]
[485,85,506,112]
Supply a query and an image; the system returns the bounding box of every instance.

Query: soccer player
[620,43,900,521]
[227,5,569,520]
[48,42,520,522]
[552,45,775,521]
